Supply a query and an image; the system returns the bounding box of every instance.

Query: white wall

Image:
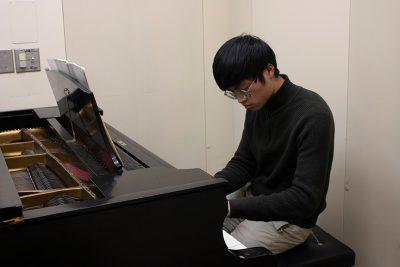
[63,0,251,173]
[250,0,350,240]
[203,0,235,175]
[231,1,253,150]
[63,0,207,169]
[0,0,65,111]
[203,0,252,175]
[345,0,400,266]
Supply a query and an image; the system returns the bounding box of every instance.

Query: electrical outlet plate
[14,48,41,73]
[0,50,15,74]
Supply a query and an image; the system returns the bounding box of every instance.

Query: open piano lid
[45,59,123,173]
[0,60,123,225]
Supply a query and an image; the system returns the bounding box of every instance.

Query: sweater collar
[261,74,299,114]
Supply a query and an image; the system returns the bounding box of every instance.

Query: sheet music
[47,58,57,71]
[47,59,90,90]
[223,230,247,250]
[67,61,90,90]
[54,58,70,76]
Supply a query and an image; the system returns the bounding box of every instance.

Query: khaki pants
[225,218,311,254]
[225,186,311,254]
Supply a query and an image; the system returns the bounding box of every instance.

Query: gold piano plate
[0,127,100,210]
[0,129,33,144]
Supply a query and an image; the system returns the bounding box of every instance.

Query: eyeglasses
[224,79,255,101]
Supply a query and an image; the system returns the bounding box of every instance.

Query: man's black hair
[212,34,280,91]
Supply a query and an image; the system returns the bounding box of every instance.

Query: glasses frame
[224,79,256,101]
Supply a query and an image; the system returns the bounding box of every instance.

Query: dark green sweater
[215,75,334,228]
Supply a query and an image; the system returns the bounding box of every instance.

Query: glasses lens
[235,90,248,100]
[236,92,247,101]
[224,89,249,101]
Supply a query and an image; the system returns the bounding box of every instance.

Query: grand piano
[0,62,274,266]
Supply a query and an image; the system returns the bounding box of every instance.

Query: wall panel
[252,0,350,239]
[345,0,400,266]
[63,0,206,169]
[0,0,65,112]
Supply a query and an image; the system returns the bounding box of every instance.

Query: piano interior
[0,127,100,210]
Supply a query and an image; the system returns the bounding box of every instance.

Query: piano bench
[274,225,356,267]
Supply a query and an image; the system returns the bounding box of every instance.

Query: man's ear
[263,64,275,79]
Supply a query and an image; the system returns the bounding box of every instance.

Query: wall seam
[61,0,67,59]
[201,0,208,172]
[343,0,352,242]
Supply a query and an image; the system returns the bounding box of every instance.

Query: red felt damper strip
[64,163,92,182]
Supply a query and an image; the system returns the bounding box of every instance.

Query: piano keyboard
[223,230,247,250]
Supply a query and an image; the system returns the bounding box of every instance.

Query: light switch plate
[14,48,40,73]
[0,50,15,74]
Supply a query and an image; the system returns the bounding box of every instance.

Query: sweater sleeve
[228,113,334,222]
[214,113,257,194]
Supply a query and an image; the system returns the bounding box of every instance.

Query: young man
[213,35,334,254]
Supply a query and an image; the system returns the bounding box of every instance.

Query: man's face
[231,68,276,111]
